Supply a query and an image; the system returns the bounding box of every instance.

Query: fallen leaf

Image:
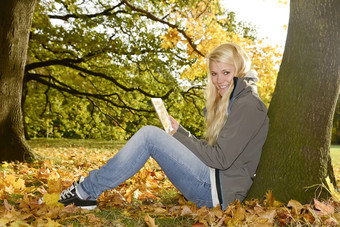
[181,205,194,216]
[287,199,303,214]
[264,190,275,207]
[4,199,12,211]
[168,205,181,215]
[192,223,206,227]
[47,172,62,193]
[45,218,62,226]
[314,199,334,216]
[153,207,167,214]
[144,214,158,227]
[43,193,64,208]
[63,204,80,213]
[325,177,340,202]
[234,201,246,221]
[334,212,340,222]
[324,217,338,226]
[215,214,226,227]
[257,209,276,224]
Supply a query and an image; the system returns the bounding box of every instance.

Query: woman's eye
[223,71,230,75]
[211,72,216,76]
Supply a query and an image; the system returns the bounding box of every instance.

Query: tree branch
[48,2,126,20]
[86,97,134,134]
[121,0,205,57]
[26,73,154,113]
[25,59,173,99]
[48,0,205,57]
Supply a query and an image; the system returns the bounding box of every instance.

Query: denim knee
[138,125,163,138]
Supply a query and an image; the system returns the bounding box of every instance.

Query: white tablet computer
[151,98,173,133]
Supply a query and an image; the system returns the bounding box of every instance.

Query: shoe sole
[40,197,96,210]
[80,205,97,210]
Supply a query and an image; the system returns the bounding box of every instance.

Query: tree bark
[0,0,37,161]
[247,0,340,204]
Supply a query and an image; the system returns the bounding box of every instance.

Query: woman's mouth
[219,85,229,89]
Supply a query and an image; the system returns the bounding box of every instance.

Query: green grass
[28,137,126,150]
[331,145,340,168]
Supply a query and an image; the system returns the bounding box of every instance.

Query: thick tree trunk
[247,0,340,204]
[0,0,37,161]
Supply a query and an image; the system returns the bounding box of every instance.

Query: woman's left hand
[169,115,179,135]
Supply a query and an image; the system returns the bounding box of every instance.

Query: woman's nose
[217,74,223,82]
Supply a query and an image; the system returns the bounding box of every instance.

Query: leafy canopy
[25,0,281,139]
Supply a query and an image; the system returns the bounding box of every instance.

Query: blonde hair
[205,43,251,145]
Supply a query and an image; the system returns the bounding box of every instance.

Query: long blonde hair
[205,43,251,145]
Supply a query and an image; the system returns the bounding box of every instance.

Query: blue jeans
[78,125,213,208]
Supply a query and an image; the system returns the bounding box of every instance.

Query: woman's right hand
[169,116,179,135]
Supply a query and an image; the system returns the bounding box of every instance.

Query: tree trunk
[0,0,37,161]
[247,0,340,204]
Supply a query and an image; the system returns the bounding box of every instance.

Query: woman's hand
[169,115,179,135]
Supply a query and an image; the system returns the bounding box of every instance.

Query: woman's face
[210,61,236,97]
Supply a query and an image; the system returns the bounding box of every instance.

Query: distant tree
[0,0,38,161]
[247,0,340,204]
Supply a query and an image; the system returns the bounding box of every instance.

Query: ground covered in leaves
[1,139,340,226]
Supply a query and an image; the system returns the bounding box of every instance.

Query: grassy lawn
[331,145,340,168]
[1,139,339,226]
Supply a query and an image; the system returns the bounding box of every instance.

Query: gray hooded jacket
[173,70,269,208]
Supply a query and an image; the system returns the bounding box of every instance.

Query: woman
[58,43,269,210]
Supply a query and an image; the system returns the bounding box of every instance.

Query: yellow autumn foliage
[325,176,340,202]
[160,28,181,49]
[43,193,64,208]
[0,173,26,194]
[159,2,282,106]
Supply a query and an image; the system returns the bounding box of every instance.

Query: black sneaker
[58,177,97,210]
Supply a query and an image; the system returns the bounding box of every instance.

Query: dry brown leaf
[261,209,276,222]
[124,184,139,202]
[324,217,338,226]
[4,199,11,211]
[314,198,334,216]
[264,190,275,207]
[153,207,167,214]
[243,213,258,225]
[192,223,206,227]
[302,211,315,225]
[63,204,80,214]
[168,205,181,215]
[104,190,126,207]
[144,214,158,227]
[334,212,340,222]
[287,199,304,214]
[138,190,159,201]
[181,205,194,216]
[215,214,226,227]
[196,206,210,217]
[234,203,246,221]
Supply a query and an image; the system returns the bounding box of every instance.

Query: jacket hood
[233,70,259,97]
[244,69,259,82]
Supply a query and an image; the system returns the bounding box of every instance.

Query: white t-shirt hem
[210,167,219,207]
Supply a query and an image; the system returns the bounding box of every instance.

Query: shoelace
[60,181,77,199]
[60,176,84,200]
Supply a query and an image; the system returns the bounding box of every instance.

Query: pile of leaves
[1,139,340,226]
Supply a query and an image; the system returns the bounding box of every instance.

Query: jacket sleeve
[173,96,268,170]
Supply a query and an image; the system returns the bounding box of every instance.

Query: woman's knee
[138,125,163,137]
